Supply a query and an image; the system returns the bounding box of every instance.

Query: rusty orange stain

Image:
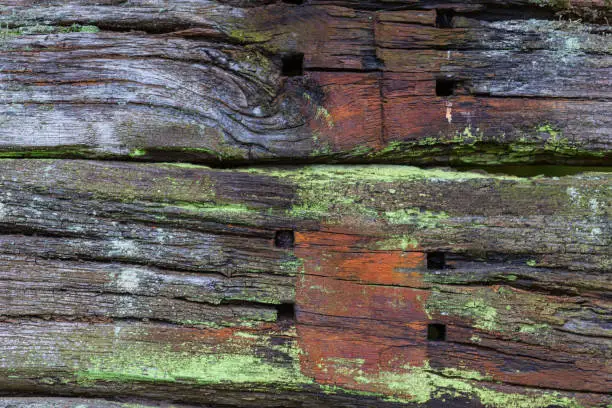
[295,231,430,393]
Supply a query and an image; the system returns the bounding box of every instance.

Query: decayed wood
[0,160,609,407]
[0,1,610,165]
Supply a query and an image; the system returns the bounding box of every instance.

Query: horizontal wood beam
[0,160,609,406]
[1,2,610,165]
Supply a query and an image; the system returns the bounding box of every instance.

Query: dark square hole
[436,78,457,96]
[427,252,446,269]
[276,303,295,321]
[282,53,304,77]
[274,230,295,248]
[283,0,304,4]
[436,9,455,28]
[427,323,447,341]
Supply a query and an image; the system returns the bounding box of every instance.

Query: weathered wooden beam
[0,160,609,406]
[0,1,610,165]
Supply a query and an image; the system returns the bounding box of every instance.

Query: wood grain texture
[0,160,609,407]
[0,1,610,165]
[1,0,610,406]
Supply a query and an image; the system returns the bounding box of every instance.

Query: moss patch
[385,208,449,229]
[243,165,513,223]
[344,361,582,407]
[77,331,311,387]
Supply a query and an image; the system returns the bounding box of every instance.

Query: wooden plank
[0,2,610,164]
[0,160,609,406]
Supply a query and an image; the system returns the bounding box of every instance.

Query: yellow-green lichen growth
[464,299,498,331]
[349,361,581,407]
[519,323,550,334]
[385,208,449,229]
[129,148,146,158]
[78,343,311,387]
[242,165,508,222]
[74,25,100,33]
[280,258,304,275]
[425,291,501,332]
[228,28,271,43]
[374,235,419,251]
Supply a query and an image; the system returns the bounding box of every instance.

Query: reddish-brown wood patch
[295,231,431,397]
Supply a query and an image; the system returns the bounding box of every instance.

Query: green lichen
[310,142,333,157]
[1,23,100,38]
[374,235,418,251]
[463,298,499,331]
[424,284,567,336]
[451,125,485,144]
[129,149,146,158]
[348,144,373,156]
[360,117,608,165]
[565,184,609,217]
[519,323,550,334]
[315,106,334,128]
[319,384,382,398]
[14,161,219,206]
[385,208,449,229]
[73,25,100,33]
[78,340,311,387]
[425,290,502,331]
[476,388,580,408]
[163,162,210,169]
[168,202,254,216]
[348,361,582,407]
[243,165,511,222]
[228,28,271,43]
[279,258,304,275]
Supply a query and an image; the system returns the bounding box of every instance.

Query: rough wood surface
[0,160,609,407]
[1,1,610,165]
[1,0,610,406]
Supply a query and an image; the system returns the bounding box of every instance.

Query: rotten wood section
[0,1,610,165]
[0,160,609,407]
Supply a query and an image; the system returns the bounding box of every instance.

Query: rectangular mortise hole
[282,53,304,77]
[283,0,304,4]
[427,252,446,269]
[427,323,447,341]
[436,9,455,28]
[274,230,295,248]
[276,303,295,321]
[436,78,458,96]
